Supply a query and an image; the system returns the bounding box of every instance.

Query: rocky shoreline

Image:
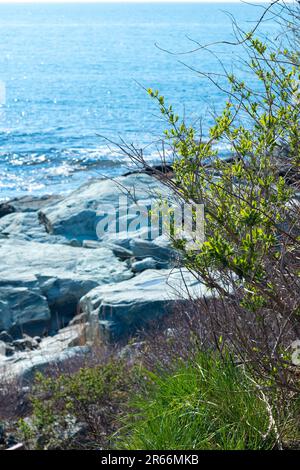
[0,172,207,382]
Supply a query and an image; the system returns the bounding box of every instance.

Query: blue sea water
[0,2,277,200]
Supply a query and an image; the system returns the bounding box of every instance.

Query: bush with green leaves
[148,33,299,296]
[137,6,300,388]
[18,360,132,450]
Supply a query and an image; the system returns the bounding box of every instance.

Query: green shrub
[142,11,300,388]
[19,360,132,450]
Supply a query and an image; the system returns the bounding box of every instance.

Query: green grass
[18,350,298,450]
[118,352,277,450]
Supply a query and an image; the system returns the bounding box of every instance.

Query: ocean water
[0,2,277,200]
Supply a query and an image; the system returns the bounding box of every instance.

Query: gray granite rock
[0,330,13,344]
[0,274,51,336]
[8,194,62,213]
[39,174,172,242]
[0,239,132,336]
[106,233,179,268]
[0,203,15,219]
[131,257,158,272]
[0,325,89,382]
[0,173,205,379]
[129,238,177,263]
[0,212,68,244]
[80,268,210,339]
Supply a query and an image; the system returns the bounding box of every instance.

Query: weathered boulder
[0,331,13,343]
[0,239,133,336]
[101,227,158,247]
[39,174,172,242]
[80,268,209,339]
[108,244,133,260]
[131,257,158,273]
[129,238,177,263]
[0,212,68,244]
[0,274,51,336]
[0,203,15,219]
[7,194,62,213]
[106,233,179,267]
[0,325,89,382]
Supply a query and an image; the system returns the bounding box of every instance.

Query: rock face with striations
[38,173,171,241]
[80,268,208,339]
[0,239,132,337]
[0,212,68,244]
[0,273,51,337]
